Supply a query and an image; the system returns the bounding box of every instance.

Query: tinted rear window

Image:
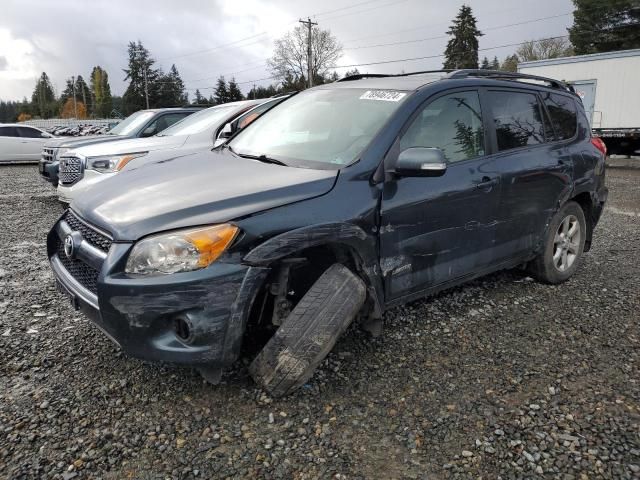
[488,91,545,151]
[542,93,577,140]
[17,127,43,138]
[0,126,17,137]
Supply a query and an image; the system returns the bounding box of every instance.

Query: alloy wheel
[553,215,581,272]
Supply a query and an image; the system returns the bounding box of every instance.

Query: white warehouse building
[518,49,640,156]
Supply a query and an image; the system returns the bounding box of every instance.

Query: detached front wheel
[249,263,366,397]
[529,201,586,284]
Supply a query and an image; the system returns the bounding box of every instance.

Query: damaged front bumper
[47,212,269,367]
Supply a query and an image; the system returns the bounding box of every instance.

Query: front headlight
[125,224,239,276]
[86,152,147,173]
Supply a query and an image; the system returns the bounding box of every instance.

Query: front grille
[41,147,56,162]
[56,240,99,294]
[54,211,112,295]
[59,155,83,185]
[63,211,112,252]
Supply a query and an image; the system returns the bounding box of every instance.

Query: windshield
[158,104,238,136]
[229,88,409,167]
[108,111,155,136]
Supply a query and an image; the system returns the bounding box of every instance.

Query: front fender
[243,222,384,315]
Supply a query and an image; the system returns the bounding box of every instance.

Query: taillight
[591,137,607,156]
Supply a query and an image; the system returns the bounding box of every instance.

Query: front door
[380,89,501,301]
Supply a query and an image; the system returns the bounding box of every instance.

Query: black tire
[529,201,586,284]
[249,263,366,397]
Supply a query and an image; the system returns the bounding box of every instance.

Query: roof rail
[338,73,393,82]
[337,70,453,82]
[446,69,576,93]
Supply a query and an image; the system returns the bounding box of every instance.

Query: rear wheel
[249,263,366,397]
[529,201,586,284]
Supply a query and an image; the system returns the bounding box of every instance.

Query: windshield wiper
[234,151,288,166]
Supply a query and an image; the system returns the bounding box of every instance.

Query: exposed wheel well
[242,244,373,356]
[570,192,594,252]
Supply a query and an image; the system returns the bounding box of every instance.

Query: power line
[172,6,579,89]
[317,0,412,22]
[310,0,392,19]
[343,12,574,51]
[158,0,410,62]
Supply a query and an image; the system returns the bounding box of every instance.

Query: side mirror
[219,123,233,139]
[141,126,156,137]
[394,147,447,177]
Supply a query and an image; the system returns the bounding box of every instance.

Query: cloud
[0,56,7,71]
[0,0,574,102]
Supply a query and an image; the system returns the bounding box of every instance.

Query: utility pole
[71,75,78,118]
[80,80,87,117]
[143,66,150,109]
[299,17,317,88]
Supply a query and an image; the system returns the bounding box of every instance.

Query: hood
[46,135,128,149]
[72,149,338,241]
[69,135,187,158]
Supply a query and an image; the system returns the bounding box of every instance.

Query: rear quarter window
[487,90,546,151]
[542,93,578,140]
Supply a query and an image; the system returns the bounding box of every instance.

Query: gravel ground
[0,166,638,480]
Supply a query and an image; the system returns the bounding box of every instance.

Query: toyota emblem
[63,234,75,258]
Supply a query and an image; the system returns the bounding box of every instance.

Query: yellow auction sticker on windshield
[360,90,407,102]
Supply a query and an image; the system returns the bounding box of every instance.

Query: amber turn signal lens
[186,224,239,267]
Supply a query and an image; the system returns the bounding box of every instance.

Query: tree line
[1,0,636,123]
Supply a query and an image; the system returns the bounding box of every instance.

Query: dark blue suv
[47,70,607,396]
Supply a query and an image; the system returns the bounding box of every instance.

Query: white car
[0,124,55,163]
[56,97,287,203]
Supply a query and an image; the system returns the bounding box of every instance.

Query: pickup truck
[39,107,200,184]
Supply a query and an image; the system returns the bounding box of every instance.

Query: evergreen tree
[501,54,519,72]
[157,64,186,107]
[0,100,28,122]
[281,72,306,92]
[247,84,280,100]
[214,76,229,104]
[90,66,112,118]
[490,56,500,69]
[443,5,483,69]
[193,89,205,105]
[31,72,57,119]
[59,76,91,116]
[480,57,490,69]
[123,41,160,113]
[569,0,640,54]
[227,77,244,102]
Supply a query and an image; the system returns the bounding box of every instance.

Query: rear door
[380,89,501,301]
[0,126,20,162]
[485,88,573,262]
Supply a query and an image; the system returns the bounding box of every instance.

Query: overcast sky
[0,0,575,101]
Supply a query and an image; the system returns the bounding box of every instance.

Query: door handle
[475,176,499,190]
